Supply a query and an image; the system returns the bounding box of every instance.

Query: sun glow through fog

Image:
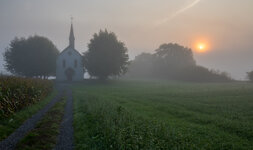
[194,41,209,53]
[199,44,204,50]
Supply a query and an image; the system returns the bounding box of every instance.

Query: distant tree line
[3,33,236,82]
[247,71,253,82]
[3,30,129,80]
[125,43,232,82]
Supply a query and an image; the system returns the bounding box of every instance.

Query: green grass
[16,95,66,150]
[73,80,253,150]
[0,90,57,141]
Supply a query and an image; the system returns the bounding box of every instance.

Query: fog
[1,0,253,80]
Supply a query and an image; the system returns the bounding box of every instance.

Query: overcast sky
[0,0,252,80]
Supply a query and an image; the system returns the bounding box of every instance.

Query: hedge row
[0,76,53,118]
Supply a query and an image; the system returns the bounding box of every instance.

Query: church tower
[56,20,84,81]
[69,22,75,48]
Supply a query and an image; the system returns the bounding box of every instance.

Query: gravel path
[0,85,65,150]
[55,86,74,150]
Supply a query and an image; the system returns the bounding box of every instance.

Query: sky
[0,0,253,80]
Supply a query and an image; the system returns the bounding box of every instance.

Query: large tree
[84,30,129,79]
[153,43,196,78]
[3,35,59,78]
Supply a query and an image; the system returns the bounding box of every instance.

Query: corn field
[0,76,53,118]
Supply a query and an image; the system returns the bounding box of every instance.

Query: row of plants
[0,75,53,118]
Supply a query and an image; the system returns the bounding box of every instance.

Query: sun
[195,42,208,53]
[199,45,204,50]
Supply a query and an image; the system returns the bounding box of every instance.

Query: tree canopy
[155,43,196,67]
[3,35,59,78]
[84,30,129,79]
[126,43,231,82]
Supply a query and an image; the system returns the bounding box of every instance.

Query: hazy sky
[0,0,253,79]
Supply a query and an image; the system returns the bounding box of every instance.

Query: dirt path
[55,87,74,150]
[0,84,67,150]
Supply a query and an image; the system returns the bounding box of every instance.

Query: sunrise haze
[0,0,253,80]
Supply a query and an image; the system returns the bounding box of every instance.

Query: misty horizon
[1,0,253,80]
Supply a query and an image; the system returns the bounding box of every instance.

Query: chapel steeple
[69,17,75,49]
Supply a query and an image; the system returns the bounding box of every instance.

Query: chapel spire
[69,17,75,48]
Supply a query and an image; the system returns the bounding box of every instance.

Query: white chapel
[56,22,84,81]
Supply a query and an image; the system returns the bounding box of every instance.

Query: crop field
[0,76,53,118]
[73,80,253,150]
[0,76,54,141]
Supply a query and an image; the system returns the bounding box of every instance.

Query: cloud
[156,0,201,25]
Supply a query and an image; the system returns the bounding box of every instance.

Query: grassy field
[73,80,253,150]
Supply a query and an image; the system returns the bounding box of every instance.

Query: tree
[125,43,231,82]
[247,71,253,82]
[154,43,196,68]
[84,30,129,79]
[3,35,59,78]
[126,53,156,78]
[153,43,196,78]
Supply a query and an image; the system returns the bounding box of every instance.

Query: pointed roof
[69,20,75,48]
[58,19,82,57]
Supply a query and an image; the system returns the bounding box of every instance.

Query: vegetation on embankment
[16,96,65,150]
[0,76,53,118]
[73,80,253,150]
[0,90,56,141]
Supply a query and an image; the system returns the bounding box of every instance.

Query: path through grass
[0,90,57,141]
[16,96,66,150]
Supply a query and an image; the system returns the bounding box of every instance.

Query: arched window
[63,59,66,68]
[74,59,77,68]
